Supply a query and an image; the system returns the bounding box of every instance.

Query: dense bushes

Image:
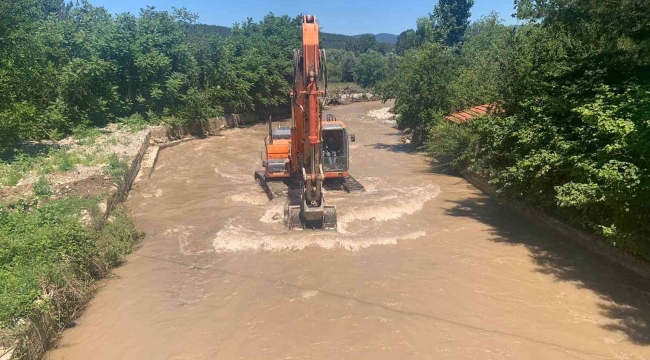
[0,1,301,150]
[326,39,399,88]
[0,199,144,327]
[387,0,650,259]
[1,0,406,150]
[354,51,388,88]
[380,14,508,143]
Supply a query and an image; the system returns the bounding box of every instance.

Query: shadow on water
[443,193,650,345]
[366,142,413,153]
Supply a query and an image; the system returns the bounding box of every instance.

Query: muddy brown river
[46,101,650,359]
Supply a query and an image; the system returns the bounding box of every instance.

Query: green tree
[228,14,301,114]
[340,51,357,83]
[396,29,421,55]
[416,0,474,47]
[425,0,650,259]
[448,14,510,108]
[432,0,474,46]
[0,0,65,147]
[385,53,401,73]
[325,49,346,83]
[354,50,387,88]
[345,34,377,55]
[376,42,391,55]
[380,42,459,142]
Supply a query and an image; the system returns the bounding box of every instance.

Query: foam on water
[211,180,440,253]
[214,166,250,183]
[367,107,395,121]
[337,183,441,233]
[300,290,320,300]
[227,191,268,206]
[260,202,285,224]
[164,226,213,256]
[212,219,427,253]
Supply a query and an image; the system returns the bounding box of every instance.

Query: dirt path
[46,101,650,359]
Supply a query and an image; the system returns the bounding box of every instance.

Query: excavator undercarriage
[254,171,364,230]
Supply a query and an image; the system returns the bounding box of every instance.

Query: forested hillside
[188,23,397,50]
[380,0,650,260]
[189,23,231,37]
[362,33,398,44]
[0,4,400,153]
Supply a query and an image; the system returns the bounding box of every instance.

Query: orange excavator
[255,15,364,230]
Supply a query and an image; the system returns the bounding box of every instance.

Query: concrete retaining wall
[149,112,275,143]
[3,312,54,360]
[460,168,650,280]
[104,131,151,216]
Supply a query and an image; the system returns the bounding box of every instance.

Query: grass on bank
[0,196,144,330]
[0,122,143,187]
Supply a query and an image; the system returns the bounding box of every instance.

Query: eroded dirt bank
[46,101,650,359]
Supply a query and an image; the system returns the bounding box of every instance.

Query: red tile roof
[445,104,500,124]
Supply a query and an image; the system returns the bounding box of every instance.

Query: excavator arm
[287,15,336,229]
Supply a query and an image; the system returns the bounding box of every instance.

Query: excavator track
[341,175,365,193]
[256,173,302,230]
[324,175,366,193]
[255,171,289,201]
[257,172,365,200]
[256,172,340,231]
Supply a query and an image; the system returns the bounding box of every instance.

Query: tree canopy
[381,0,650,260]
[0,1,304,149]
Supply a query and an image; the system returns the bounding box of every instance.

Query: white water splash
[212,219,427,253]
[214,167,250,183]
[260,202,285,224]
[227,191,269,206]
[367,107,395,121]
[337,183,441,233]
[164,226,213,256]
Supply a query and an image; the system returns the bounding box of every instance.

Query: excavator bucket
[323,206,337,230]
[285,204,303,230]
[283,203,336,231]
[256,171,343,231]
[284,185,338,231]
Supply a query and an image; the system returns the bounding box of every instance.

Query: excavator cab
[322,125,349,173]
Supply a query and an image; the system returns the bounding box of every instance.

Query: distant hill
[189,24,231,38]
[321,32,352,49]
[188,24,397,50]
[317,32,400,50]
[355,33,399,44]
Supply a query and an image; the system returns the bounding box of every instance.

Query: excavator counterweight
[255,15,364,230]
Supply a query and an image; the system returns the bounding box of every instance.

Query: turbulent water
[46,101,650,360]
